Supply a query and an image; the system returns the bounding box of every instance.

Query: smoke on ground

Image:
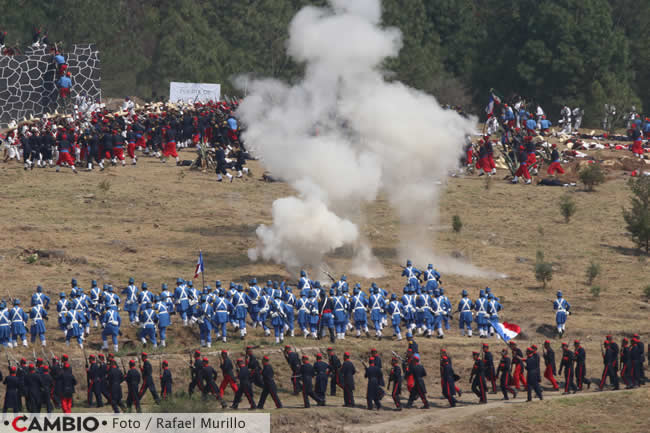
[240,0,478,277]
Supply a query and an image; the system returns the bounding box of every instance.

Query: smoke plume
[240,0,476,276]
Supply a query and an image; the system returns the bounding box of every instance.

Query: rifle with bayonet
[321,268,336,283]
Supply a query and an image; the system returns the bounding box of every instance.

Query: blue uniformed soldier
[553,291,570,336]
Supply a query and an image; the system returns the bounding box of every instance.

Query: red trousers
[512,363,527,389]
[515,163,531,180]
[476,157,490,171]
[632,141,643,155]
[56,151,75,166]
[544,365,559,389]
[526,153,537,166]
[59,87,70,98]
[487,154,495,170]
[127,142,136,158]
[466,149,473,165]
[112,148,125,161]
[136,136,146,149]
[163,142,178,157]
[219,374,238,398]
[61,397,72,413]
[547,161,565,175]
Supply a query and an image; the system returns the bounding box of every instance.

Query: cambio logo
[9,416,100,432]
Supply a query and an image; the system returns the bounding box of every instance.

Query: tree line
[0,0,647,127]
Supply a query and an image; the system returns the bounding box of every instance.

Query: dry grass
[0,144,648,429]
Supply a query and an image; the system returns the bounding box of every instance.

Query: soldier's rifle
[120,358,127,376]
[41,348,51,367]
[320,268,336,283]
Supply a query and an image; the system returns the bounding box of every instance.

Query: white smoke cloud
[240,0,477,277]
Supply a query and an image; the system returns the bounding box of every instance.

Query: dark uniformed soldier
[388,357,402,410]
[406,355,429,409]
[99,354,112,405]
[188,350,203,397]
[313,353,329,402]
[525,347,543,401]
[440,354,457,407]
[246,347,264,388]
[50,356,61,408]
[124,360,141,413]
[482,344,496,393]
[24,364,42,412]
[3,366,20,413]
[87,354,103,408]
[558,342,578,394]
[365,357,383,410]
[284,346,301,395]
[298,355,325,408]
[496,348,516,400]
[599,339,619,390]
[60,363,76,414]
[573,340,591,390]
[198,357,227,407]
[257,356,282,409]
[107,359,124,413]
[341,352,356,407]
[160,360,172,399]
[542,340,559,390]
[138,352,160,404]
[38,365,54,413]
[231,359,256,409]
[470,351,487,404]
[219,350,238,398]
[327,347,341,396]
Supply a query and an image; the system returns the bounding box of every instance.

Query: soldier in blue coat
[487,293,502,338]
[122,277,139,324]
[194,295,214,347]
[89,281,103,328]
[232,285,250,339]
[160,283,174,315]
[430,289,445,338]
[257,289,272,337]
[308,291,320,338]
[213,289,232,343]
[553,291,570,336]
[401,285,416,332]
[153,295,170,347]
[369,286,385,339]
[283,286,296,337]
[386,294,404,340]
[101,306,121,352]
[333,289,349,340]
[439,288,452,330]
[62,309,83,349]
[56,292,69,332]
[270,293,290,344]
[401,260,421,289]
[474,290,489,338]
[350,287,369,337]
[29,303,47,347]
[247,279,262,328]
[103,285,120,310]
[0,301,11,347]
[173,278,190,325]
[9,299,28,347]
[31,286,51,310]
[139,302,158,348]
[298,270,312,297]
[296,292,311,337]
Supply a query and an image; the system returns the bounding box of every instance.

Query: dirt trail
[345,387,641,433]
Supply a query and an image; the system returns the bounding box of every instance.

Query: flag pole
[200,250,206,290]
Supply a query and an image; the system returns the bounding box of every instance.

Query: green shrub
[579,164,605,192]
[585,261,601,285]
[559,194,577,223]
[590,286,601,297]
[452,215,463,233]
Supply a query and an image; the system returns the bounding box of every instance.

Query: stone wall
[0,44,101,126]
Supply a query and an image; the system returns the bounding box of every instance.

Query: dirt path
[345,387,641,433]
